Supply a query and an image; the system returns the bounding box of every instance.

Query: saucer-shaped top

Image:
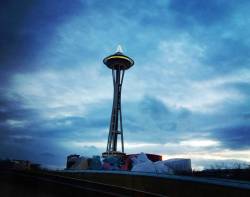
[103,52,134,70]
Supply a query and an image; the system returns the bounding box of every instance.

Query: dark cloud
[0,141,67,168]
[212,125,250,149]
[123,96,172,134]
[140,96,170,121]
[0,0,84,72]
[40,152,56,158]
[242,113,250,120]
[168,0,234,26]
[203,39,250,72]
[0,0,34,68]
[12,136,33,144]
[33,115,109,141]
[0,99,39,122]
[80,145,99,156]
[122,96,194,144]
[225,82,250,96]
[177,108,191,119]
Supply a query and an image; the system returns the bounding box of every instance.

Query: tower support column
[102,49,134,157]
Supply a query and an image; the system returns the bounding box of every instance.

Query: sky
[0,0,250,170]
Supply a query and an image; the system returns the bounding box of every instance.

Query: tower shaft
[102,48,134,157]
[106,69,125,153]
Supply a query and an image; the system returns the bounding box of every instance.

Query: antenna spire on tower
[116,45,123,53]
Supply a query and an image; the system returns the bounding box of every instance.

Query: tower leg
[104,69,125,156]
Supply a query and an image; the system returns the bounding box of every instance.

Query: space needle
[102,46,134,157]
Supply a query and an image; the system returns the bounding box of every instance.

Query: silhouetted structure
[102,47,134,157]
[66,154,80,169]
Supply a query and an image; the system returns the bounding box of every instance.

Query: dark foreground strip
[59,170,250,197]
[0,170,166,197]
[64,170,250,190]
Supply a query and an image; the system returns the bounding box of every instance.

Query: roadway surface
[1,169,250,196]
[0,170,165,197]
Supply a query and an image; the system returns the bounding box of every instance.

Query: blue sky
[0,0,250,170]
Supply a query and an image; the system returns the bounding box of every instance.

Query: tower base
[102,151,126,158]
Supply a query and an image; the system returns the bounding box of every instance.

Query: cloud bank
[0,0,250,169]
